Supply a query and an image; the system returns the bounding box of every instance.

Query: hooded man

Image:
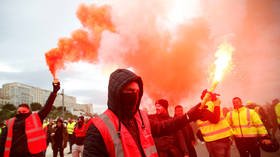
[0,81,60,157]
[83,68,203,157]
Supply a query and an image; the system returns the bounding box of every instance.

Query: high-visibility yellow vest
[43,121,49,128]
[196,101,233,142]
[67,122,76,134]
[275,103,280,124]
[226,106,268,138]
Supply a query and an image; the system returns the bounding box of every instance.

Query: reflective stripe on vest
[4,118,15,157]
[92,109,158,157]
[100,114,125,157]
[25,113,47,154]
[196,101,232,142]
[136,110,157,156]
[229,107,268,137]
[4,113,46,156]
[145,145,157,156]
[197,111,232,142]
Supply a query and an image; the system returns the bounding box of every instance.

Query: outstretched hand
[52,80,60,93]
[187,103,203,122]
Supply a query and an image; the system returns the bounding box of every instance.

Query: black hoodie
[107,68,143,119]
[83,69,146,157]
[83,69,190,157]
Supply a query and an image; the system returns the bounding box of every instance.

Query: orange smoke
[45,2,211,106]
[124,20,211,105]
[45,4,114,78]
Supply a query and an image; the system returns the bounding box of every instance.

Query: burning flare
[201,42,234,107]
[212,42,234,83]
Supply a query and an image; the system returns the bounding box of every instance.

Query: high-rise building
[1,82,76,110]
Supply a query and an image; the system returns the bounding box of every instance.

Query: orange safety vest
[4,113,47,157]
[74,124,87,137]
[91,109,158,157]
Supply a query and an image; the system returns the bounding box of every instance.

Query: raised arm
[38,81,60,121]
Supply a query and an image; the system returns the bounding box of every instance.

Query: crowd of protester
[0,69,280,157]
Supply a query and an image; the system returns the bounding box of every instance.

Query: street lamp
[61,89,64,119]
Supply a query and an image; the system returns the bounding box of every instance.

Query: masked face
[120,82,140,119]
[17,106,30,114]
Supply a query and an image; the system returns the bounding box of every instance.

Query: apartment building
[1,82,76,110]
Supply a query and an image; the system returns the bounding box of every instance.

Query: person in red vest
[0,81,60,157]
[83,68,204,157]
[72,116,87,157]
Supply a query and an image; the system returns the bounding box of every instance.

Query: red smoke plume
[45,3,211,106]
[45,4,114,78]
[45,0,280,107]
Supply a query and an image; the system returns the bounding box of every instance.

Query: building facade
[71,103,93,116]
[1,82,76,110]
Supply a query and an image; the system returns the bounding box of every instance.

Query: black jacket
[149,113,182,157]
[176,123,197,157]
[0,92,57,157]
[83,69,190,157]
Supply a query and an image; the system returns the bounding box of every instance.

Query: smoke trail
[45,4,114,78]
[46,0,211,106]
[45,0,280,107]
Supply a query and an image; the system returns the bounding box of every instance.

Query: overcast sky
[0,0,109,113]
[1,0,280,114]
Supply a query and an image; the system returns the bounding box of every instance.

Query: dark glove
[52,81,60,93]
[187,103,203,122]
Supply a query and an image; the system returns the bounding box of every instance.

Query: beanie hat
[78,116,84,121]
[18,103,30,110]
[56,118,63,123]
[155,99,169,110]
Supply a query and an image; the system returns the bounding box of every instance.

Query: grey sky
[0,0,108,113]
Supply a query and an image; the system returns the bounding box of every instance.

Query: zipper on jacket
[237,109,244,137]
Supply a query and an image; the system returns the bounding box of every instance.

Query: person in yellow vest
[83,68,204,157]
[226,97,271,157]
[273,98,280,130]
[0,123,5,136]
[67,118,76,154]
[246,101,273,135]
[196,89,233,157]
[0,81,60,157]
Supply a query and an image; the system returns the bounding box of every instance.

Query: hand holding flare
[52,78,61,93]
[200,42,234,108]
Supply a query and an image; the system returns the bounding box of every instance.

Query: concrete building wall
[1,82,76,109]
